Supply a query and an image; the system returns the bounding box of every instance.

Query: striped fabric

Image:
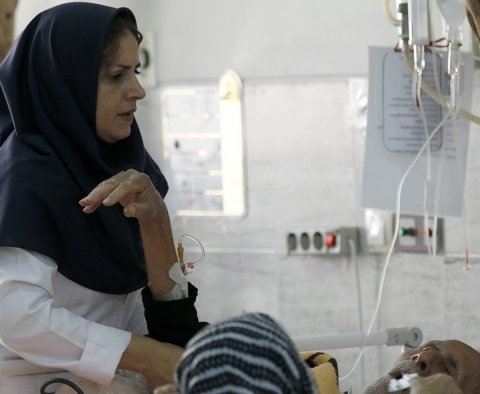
[175,313,318,394]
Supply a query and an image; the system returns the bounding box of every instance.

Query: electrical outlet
[395,214,444,253]
[286,230,325,255]
[286,227,360,256]
[365,209,394,254]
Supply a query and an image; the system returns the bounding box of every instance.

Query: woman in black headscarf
[156,313,319,394]
[0,2,205,392]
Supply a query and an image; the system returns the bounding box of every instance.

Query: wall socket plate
[364,210,445,254]
[286,227,360,256]
[395,214,445,254]
[365,209,394,254]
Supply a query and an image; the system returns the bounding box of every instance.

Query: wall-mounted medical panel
[395,214,445,254]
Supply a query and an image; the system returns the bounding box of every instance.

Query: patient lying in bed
[146,306,480,394]
[364,339,480,394]
[157,324,480,394]
[155,312,340,394]
[154,310,480,394]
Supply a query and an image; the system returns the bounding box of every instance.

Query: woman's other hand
[119,335,183,391]
[79,169,166,221]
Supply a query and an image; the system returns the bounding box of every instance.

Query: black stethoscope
[40,377,84,394]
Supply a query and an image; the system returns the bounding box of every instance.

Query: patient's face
[397,340,480,393]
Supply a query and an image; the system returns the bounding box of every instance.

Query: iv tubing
[402,43,480,124]
[350,238,366,388]
[427,45,446,259]
[414,69,435,256]
[339,111,451,382]
[419,95,435,256]
[450,117,472,271]
[177,234,206,274]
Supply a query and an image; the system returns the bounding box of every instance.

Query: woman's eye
[111,73,124,82]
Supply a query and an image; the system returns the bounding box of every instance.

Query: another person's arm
[0,246,184,391]
[0,247,135,386]
[79,169,179,299]
[117,335,182,389]
[80,169,207,387]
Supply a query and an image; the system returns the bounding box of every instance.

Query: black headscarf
[175,313,318,394]
[0,2,168,294]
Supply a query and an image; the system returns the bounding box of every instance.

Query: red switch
[326,232,337,248]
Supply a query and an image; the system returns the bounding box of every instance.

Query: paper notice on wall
[160,83,246,217]
[383,51,444,152]
[360,47,474,217]
[162,86,224,214]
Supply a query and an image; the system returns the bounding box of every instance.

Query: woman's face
[96,32,145,143]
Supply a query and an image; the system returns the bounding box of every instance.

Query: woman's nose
[128,76,146,100]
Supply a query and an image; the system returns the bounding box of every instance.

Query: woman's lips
[118,113,134,122]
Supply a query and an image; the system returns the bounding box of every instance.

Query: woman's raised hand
[79,169,166,221]
[80,169,179,297]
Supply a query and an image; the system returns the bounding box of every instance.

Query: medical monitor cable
[339,111,452,382]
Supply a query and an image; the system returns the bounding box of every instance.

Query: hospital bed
[0,326,422,393]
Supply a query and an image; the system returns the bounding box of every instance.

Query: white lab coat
[0,247,182,394]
